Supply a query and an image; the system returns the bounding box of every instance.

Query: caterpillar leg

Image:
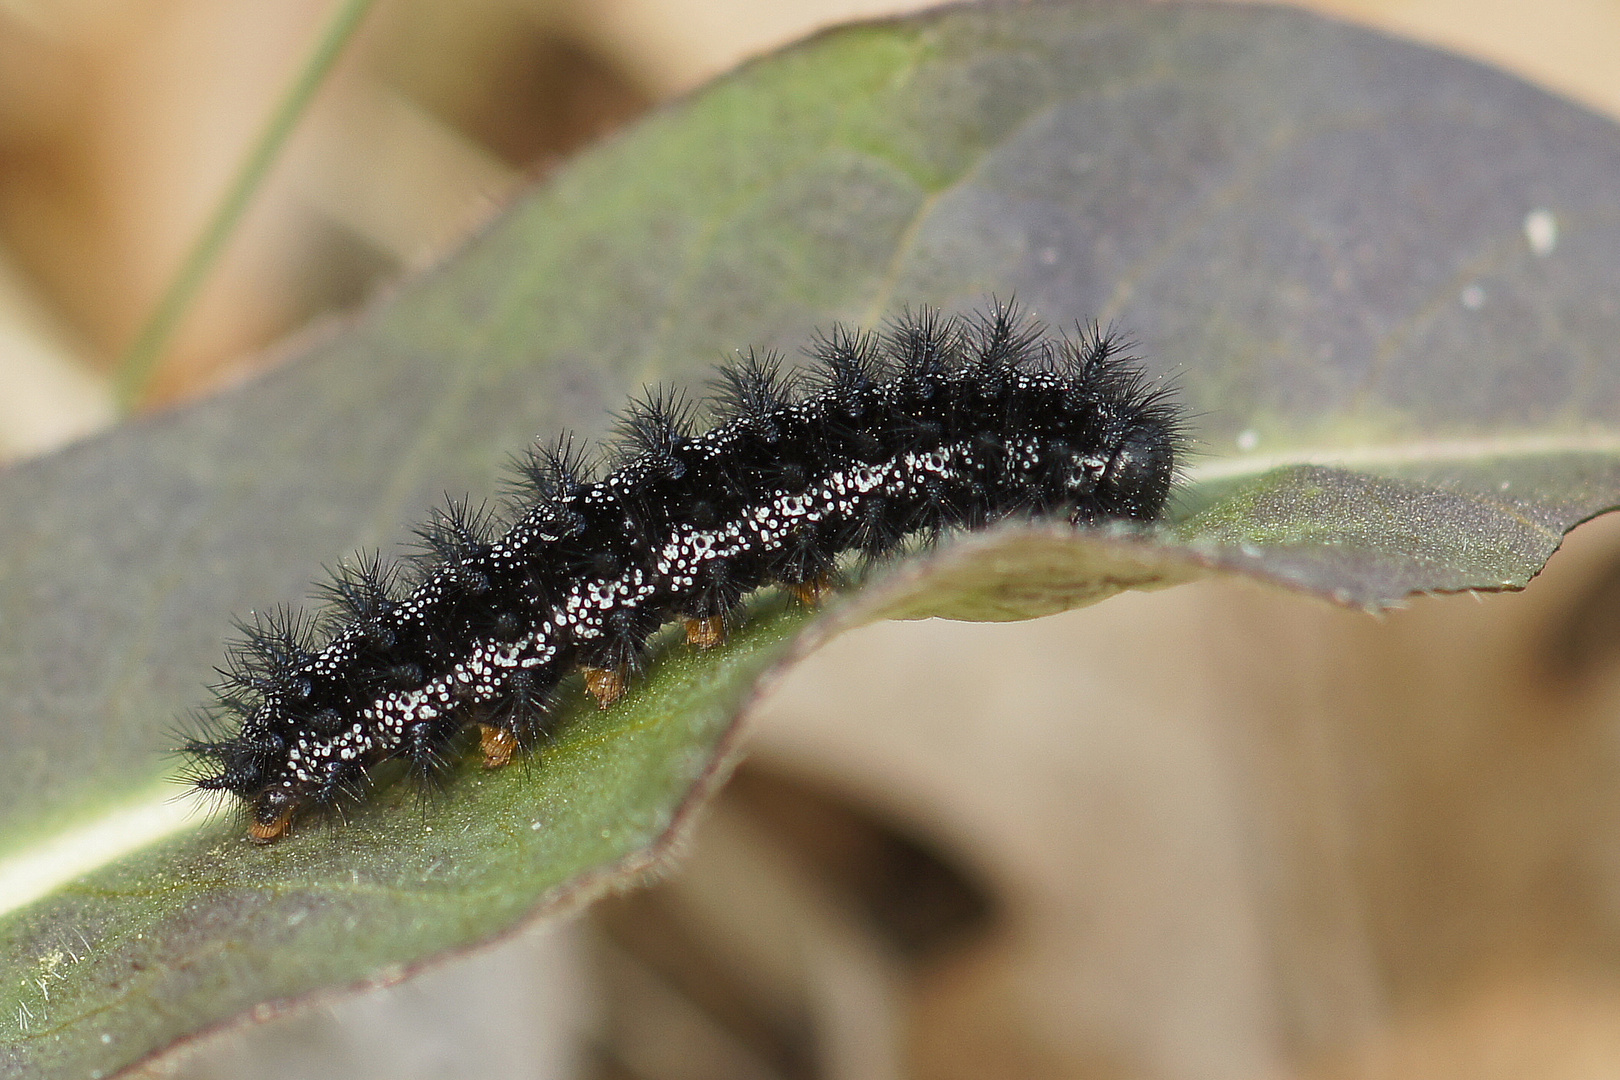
[787,576,833,607]
[684,616,725,650]
[248,802,295,843]
[583,665,629,709]
[479,723,519,769]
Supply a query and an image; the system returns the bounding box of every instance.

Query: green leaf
[3,1,1619,1075]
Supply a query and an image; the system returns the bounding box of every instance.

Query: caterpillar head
[1060,418,1178,524]
[1097,421,1178,521]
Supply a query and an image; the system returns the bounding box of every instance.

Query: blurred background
[4,0,1620,1077]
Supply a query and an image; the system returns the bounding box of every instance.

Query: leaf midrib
[1186,430,1620,483]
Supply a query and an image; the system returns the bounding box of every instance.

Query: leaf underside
[2,2,1620,1076]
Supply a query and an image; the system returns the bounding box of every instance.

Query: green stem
[112,0,381,410]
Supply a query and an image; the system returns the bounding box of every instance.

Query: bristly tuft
[506,433,594,504]
[806,323,885,395]
[968,298,1048,374]
[885,306,963,379]
[614,386,697,465]
[710,348,796,425]
[410,495,500,572]
[314,550,400,629]
[217,605,317,698]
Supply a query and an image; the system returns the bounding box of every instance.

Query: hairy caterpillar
[184,304,1182,841]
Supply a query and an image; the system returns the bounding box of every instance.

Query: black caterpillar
[184,304,1182,840]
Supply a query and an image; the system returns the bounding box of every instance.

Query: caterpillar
[183,304,1183,841]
